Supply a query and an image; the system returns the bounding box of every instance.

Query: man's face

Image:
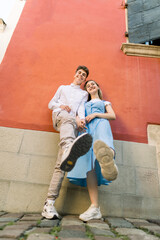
[73,69,87,85]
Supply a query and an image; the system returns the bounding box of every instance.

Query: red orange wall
[0,0,160,143]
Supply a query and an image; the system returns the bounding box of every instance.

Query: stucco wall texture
[0,0,160,143]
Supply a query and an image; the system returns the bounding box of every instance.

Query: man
[42,65,92,219]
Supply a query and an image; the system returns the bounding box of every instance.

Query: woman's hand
[85,105,116,123]
[85,113,97,123]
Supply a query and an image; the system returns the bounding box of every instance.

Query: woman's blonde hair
[84,80,103,101]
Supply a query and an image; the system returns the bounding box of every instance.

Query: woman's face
[85,81,99,95]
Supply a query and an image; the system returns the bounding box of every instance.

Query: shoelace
[46,203,54,212]
[83,206,97,216]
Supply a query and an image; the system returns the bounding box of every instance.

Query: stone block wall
[0,127,59,212]
[0,126,160,219]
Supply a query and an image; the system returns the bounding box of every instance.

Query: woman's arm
[85,104,116,123]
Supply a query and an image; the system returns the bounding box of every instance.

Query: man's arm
[76,92,88,131]
[77,92,88,119]
[48,85,71,113]
[48,86,63,110]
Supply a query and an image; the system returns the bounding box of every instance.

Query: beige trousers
[47,110,78,200]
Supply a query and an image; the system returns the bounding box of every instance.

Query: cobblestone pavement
[0,212,160,240]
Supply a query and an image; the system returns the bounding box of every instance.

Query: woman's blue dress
[67,99,115,187]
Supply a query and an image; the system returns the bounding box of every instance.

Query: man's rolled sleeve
[48,86,62,110]
[77,93,88,119]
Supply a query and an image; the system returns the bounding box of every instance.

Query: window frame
[121,0,160,58]
[0,0,26,64]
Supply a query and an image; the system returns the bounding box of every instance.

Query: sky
[0,0,16,22]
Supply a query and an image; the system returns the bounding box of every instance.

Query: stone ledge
[121,43,160,58]
[0,126,159,218]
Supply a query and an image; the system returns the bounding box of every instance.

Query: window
[0,0,26,64]
[0,0,16,25]
[121,0,160,58]
[0,18,6,32]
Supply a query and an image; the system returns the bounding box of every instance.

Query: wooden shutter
[127,0,160,43]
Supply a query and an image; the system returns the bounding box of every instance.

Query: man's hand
[60,105,71,113]
[76,118,87,132]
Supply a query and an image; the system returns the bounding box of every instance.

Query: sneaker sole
[42,211,60,219]
[60,133,92,172]
[79,213,102,222]
[93,140,118,181]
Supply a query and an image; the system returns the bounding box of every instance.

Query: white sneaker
[41,199,60,219]
[79,204,102,222]
[93,140,118,181]
[60,133,93,172]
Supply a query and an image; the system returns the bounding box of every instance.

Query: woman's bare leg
[79,169,102,221]
[87,170,98,207]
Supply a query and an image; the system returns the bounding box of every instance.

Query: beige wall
[148,125,160,178]
[0,126,160,219]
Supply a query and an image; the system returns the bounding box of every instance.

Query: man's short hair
[76,65,89,78]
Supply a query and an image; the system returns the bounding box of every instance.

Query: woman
[67,80,118,221]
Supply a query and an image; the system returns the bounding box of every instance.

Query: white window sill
[121,43,160,58]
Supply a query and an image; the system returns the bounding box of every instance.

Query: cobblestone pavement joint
[0,211,160,240]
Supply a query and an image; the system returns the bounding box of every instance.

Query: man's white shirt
[48,83,88,119]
